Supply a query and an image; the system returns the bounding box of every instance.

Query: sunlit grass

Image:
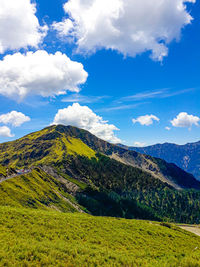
[0,164,6,177]
[0,168,81,212]
[0,206,200,266]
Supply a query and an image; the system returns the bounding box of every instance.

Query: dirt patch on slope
[179,225,200,236]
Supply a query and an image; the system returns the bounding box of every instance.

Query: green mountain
[124,141,200,180]
[0,125,199,189]
[1,125,200,266]
[1,125,200,223]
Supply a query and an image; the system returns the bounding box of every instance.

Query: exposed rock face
[41,165,80,195]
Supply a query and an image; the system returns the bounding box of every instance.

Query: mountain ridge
[1,125,200,223]
[123,140,200,180]
[0,124,199,190]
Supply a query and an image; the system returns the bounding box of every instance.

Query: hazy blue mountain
[122,141,200,180]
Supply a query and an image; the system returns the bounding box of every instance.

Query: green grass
[0,164,6,177]
[0,168,82,213]
[36,136,97,165]
[0,126,96,168]
[0,206,200,266]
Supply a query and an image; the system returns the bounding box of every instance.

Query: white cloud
[0,0,48,53]
[165,127,171,131]
[0,126,14,137]
[52,103,121,143]
[0,111,30,127]
[0,50,88,99]
[133,141,146,147]
[53,0,195,61]
[171,112,200,129]
[132,115,159,126]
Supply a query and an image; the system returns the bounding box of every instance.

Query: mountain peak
[43,124,96,140]
[0,125,199,190]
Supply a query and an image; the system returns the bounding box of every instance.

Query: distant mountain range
[120,141,200,180]
[1,125,200,223]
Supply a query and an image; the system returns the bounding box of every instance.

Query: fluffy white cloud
[132,115,159,126]
[0,111,30,127]
[0,126,14,137]
[0,50,88,99]
[53,0,195,60]
[52,103,121,143]
[0,0,48,53]
[171,112,200,129]
[133,141,146,147]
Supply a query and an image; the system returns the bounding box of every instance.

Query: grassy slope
[0,206,200,266]
[0,126,96,168]
[0,164,6,177]
[0,168,82,213]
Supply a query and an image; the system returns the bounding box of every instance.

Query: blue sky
[0,0,200,146]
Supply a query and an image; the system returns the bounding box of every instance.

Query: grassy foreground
[0,207,200,266]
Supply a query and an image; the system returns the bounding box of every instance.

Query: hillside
[0,164,16,179]
[0,206,200,266]
[0,168,85,213]
[0,164,6,177]
[126,141,200,180]
[1,125,200,223]
[0,125,199,190]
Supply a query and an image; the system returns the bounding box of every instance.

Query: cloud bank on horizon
[52,103,121,143]
[133,141,147,147]
[53,0,195,61]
